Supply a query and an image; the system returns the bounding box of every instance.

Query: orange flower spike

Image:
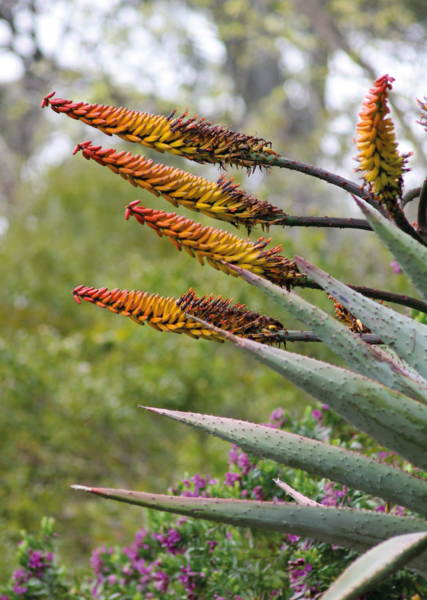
[355,74,411,211]
[73,286,286,344]
[42,93,278,168]
[73,142,285,230]
[126,202,303,288]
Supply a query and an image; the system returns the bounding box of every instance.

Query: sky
[1,0,427,195]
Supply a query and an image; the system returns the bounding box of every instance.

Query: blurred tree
[1,0,426,584]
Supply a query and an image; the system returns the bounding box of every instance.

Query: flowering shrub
[2,407,427,599]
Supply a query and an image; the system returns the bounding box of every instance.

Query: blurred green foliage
[1,0,427,585]
[0,150,418,580]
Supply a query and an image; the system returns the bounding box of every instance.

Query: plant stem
[275,330,383,344]
[247,152,385,214]
[266,215,372,231]
[296,277,427,314]
[402,187,422,209]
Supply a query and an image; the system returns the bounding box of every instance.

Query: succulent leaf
[142,407,427,517]
[71,485,427,576]
[354,197,427,304]
[321,532,427,600]
[295,257,427,379]
[187,315,427,470]
[230,265,427,404]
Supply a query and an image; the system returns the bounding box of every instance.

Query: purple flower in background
[390,261,402,274]
[179,564,200,595]
[270,407,284,421]
[182,478,191,488]
[12,570,27,582]
[107,575,117,585]
[321,404,329,411]
[224,472,240,486]
[241,489,248,498]
[192,474,207,489]
[28,550,44,571]
[123,545,139,563]
[90,548,105,577]
[0,594,9,600]
[228,447,238,464]
[209,478,218,485]
[153,570,169,594]
[287,534,301,544]
[311,409,323,421]
[13,585,27,596]
[289,557,317,599]
[207,540,218,552]
[393,506,407,517]
[252,486,264,501]
[375,505,386,512]
[321,481,348,507]
[163,529,183,555]
[237,452,249,469]
[226,532,232,540]
[134,528,149,547]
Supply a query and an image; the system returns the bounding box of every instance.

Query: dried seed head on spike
[73,142,285,231]
[331,297,371,334]
[355,75,412,215]
[125,202,304,288]
[72,285,286,344]
[42,93,279,169]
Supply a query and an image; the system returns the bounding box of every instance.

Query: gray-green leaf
[230,265,427,404]
[354,196,427,304]
[141,407,427,517]
[294,256,427,380]
[321,532,427,600]
[71,485,427,576]
[187,315,427,471]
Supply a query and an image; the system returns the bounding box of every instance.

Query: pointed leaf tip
[71,484,93,492]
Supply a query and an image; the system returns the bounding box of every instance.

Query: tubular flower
[332,297,371,334]
[73,142,285,229]
[355,75,411,213]
[41,93,278,168]
[72,285,286,344]
[126,202,304,288]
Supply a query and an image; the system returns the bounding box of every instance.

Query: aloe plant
[43,74,427,596]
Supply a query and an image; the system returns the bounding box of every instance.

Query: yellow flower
[42,93,278,168]
[355,75,411,211]
[74,142,285,230]
[126,202,304,288]
[72,285,285,343]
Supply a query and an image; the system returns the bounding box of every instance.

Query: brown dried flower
[73,285,286,343]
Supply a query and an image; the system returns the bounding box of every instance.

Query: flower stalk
[72,285,287,343]
[42,93,276,168]
[73,142,285,229]
[74,142,373,233]
[126,202,304,288]
[355,75,421,241]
